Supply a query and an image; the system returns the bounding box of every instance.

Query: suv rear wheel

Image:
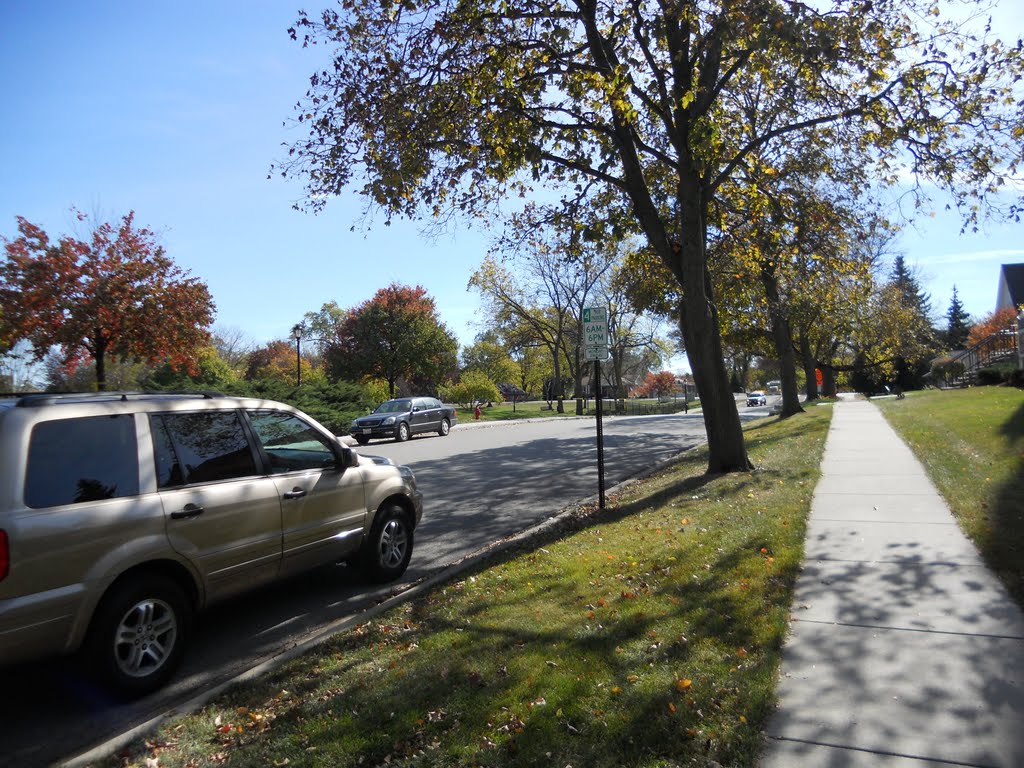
[360,504,414,583]
[85,575,192,698]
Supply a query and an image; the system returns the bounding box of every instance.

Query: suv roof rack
[13,391,227,408]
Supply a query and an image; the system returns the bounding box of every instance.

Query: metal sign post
[584,307,609,509]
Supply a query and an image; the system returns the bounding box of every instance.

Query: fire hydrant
[474,405,481,420]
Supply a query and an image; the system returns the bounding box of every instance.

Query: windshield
[374,399,412,414]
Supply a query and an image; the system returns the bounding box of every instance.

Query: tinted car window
[152,411,257,486]
[377,399,411,413]
[25,415,139,508]
[247,410,337,473]
[151,416,185,488]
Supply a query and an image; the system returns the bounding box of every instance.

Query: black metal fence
[588,398,693,416]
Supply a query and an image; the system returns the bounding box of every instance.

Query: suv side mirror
[338,444,356,468]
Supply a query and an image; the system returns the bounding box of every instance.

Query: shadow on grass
[202,410,830,768]
[993,399,1024,604]
[238,525,794,768]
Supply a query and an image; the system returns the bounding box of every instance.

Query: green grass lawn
[456,399,578,421]
[95,407,831,768]
[876,386,1024,607]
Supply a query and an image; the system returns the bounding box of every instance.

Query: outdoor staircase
[943,323,1019,387]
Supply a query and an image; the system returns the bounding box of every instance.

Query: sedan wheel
[396,422,410,442]
[438,418,450,437]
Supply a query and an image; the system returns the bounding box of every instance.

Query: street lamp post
[291,324,303,387]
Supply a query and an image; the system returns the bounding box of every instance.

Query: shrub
[218,378,369,434]
[976,362,1017,386]
[929,356,966,385]
[440,370,501,407]
[291,380,369,433]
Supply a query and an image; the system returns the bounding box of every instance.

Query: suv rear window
[26,415,139,508]
[152,411,257,487]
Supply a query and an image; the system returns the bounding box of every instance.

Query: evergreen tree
[889,255,933,318]
[944,286,971,349]
[886,255,937,390]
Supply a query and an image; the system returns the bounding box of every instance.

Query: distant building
[996,263,1024,312]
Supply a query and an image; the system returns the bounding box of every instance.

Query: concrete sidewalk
[760,399,1024,767]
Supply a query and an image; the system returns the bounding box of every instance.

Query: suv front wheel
[360,504,414,583]
[85,575,192,698]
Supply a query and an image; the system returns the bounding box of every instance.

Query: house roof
[497,382,527,398]
[997,263,1024,311]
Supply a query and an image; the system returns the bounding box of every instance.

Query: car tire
[84,575,191,698]
[359,503,414,583]
[396,422,410,442]
[438,418,450,437]
[355,435,370,445]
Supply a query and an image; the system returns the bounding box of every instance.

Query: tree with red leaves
[634,371,678,400]
[325,283,458,398]
[245,339,323,385]
[0,211,215,390]
[967,307,1018,349]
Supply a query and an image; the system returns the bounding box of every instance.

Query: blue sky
[1,2,1021,367]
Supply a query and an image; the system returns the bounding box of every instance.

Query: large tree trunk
[675,197,752,473]
[798,333,820,402]
[94,332,107,391]
[759,265,803,417]
[95,353,106,391]
[545,336,565,413]
[679,300,751,472]
[819,363,838,397]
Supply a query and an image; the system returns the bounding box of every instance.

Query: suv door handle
[282,488,307,500]
[170,503,204,520]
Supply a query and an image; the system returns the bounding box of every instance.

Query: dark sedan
[350,397,457,444]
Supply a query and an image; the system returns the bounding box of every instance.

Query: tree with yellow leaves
[280,0,1023,473]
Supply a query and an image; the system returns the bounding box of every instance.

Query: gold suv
[0,391,423,697]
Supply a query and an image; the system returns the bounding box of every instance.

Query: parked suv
[350,397,457,444]
[0,391,423,696]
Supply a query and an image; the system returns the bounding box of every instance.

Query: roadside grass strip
[99,406,831,768]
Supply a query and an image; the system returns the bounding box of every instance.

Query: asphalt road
[0,410,722,767]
